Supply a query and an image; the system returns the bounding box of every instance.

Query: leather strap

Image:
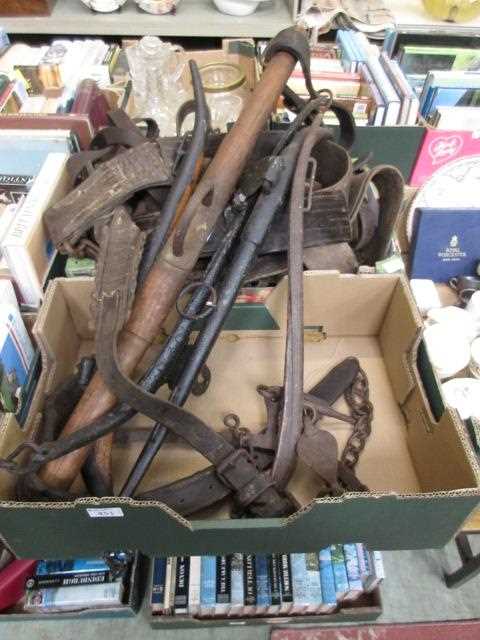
[94,210,293,518]
[45,140,172,252]
[272,121,332,490]
[138,358,362,514]
[348,165,404,265]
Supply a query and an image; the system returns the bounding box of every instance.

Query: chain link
[341,367,373,470]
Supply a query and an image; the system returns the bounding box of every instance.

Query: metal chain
[340,367,373,470]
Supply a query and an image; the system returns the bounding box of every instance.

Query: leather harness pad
[45,140,172,251]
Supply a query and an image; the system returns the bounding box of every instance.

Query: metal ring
[223,413,241,430]
[175,281,217,320]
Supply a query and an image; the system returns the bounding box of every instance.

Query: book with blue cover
[200,556,216,617]
[318,548,337,613]
[343,544,364,600]
[290,553,309,614]
[36,558,110,576]
[229,553,244,617]
[330,545,349,600]
[243,554,257,615]
[151,558,167,613]
[410,208,480,282]
[304,552,323,614]
[255,555,271,614]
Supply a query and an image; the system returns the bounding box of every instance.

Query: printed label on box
[86,508,124,519]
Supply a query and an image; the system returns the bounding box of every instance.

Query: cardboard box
[149,582,381,629]
[0,273,479,558]
[0,552,146,621]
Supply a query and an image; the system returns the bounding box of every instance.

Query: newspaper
[298,0,395,35]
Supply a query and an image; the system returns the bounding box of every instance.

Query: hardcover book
[151,558,167,613]
[291,553,310,615]
[188,556,201,617]
[174,556,190,615]
[0,282,35,414]
[25,582,123,611]
[1,152,71,308]
[278,554,293,615]
[229,553,244,617]
[242,554,257,616]
[35,558,110,576]
[343,544,364,600]
[215,555,231,616]
[410,208,480,282]
[267,554,281,614]
[304,552,323,614]
[330,545,349,600]
[28,570,111,590]
[255,555,271,615]
[318,548,337,613]
[199,556,216,617]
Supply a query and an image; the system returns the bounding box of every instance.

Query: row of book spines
[152,546,383,618]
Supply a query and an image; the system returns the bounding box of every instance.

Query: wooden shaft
[39,50,296,492]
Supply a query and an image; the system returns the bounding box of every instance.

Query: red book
[71,79,110,131]
[0,559,37,611]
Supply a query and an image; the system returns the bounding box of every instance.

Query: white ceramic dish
[80,0,127,12]
[213,0,264,17]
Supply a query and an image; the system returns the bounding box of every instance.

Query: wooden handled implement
[39,31,302,492]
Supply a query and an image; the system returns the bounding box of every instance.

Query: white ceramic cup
[470,337,480,379]
[424,323,471,380]
[466,291,480,335]
[427,305,478,343]
[442,377,480,420]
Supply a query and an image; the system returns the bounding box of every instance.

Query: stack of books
[0,35,121,119]
[151,545,384,619]
[387,39,480,126]
[24,554,132,612]
[335,30,419,126]
[282,31,418,127]
[0,279,35,418]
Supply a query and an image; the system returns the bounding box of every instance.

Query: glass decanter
[126,36,187,135]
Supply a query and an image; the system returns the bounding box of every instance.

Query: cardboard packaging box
[0,552,146,621]
[147,557,382,629]
[0,273,478,558]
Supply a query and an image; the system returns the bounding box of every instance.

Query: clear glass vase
[126,36,188,135]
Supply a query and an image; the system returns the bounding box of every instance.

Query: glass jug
[126,36,187,135]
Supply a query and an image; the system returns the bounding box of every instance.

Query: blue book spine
[200,556,216,616]
[290,553,309,613]
[304,552,323,613]
[335,30,358,73]
[330,545,349,600]
[268,554,281,608]
[151,558,167,608]
[279,553,293,614]
[343,544,364,599]
[36,558,110,576]
[318,548,337,612]
[255,555,271,611]
[243,554,257,613]
[229,553,244,616]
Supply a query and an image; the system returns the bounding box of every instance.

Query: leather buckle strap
[216,449,274,508]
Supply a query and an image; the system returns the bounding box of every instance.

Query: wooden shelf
[0,0,294,38]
